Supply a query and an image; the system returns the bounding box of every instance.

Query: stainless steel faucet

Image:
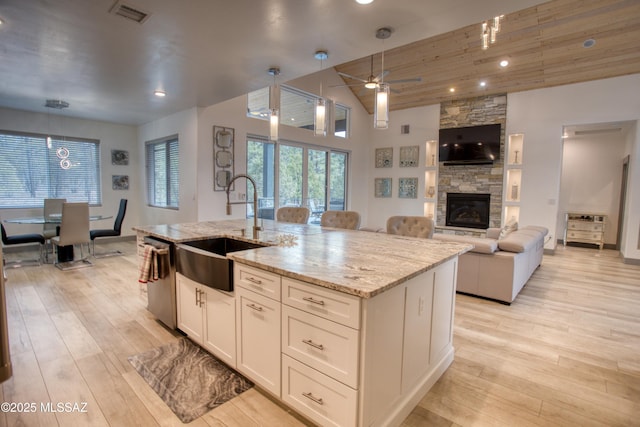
[225,174,262,240]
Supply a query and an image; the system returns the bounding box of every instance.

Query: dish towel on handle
[138,244,167,283]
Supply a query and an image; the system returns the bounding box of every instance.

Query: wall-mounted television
[439,124,501,165]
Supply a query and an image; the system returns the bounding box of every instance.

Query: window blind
[146,135,179,208]
[0,130,101,208]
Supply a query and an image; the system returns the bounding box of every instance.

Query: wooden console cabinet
[564,212,607,249]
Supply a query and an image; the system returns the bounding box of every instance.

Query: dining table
[3,215,113,262]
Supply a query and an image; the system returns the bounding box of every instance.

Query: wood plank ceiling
[333,0,640,114]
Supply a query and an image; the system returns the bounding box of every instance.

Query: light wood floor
[1,242,639,426]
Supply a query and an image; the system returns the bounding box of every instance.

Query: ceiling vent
[109,1,151,24]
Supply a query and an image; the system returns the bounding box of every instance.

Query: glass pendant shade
[270,108,279,142]
[374,83,389,129]
[314,98,327,136]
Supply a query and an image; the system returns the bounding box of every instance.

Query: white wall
[0,107,140,236]
[559,128,628,245]
[365,104,441,231]
[507,74,640,259]
[137,108,200,227]
[193,68,373,224]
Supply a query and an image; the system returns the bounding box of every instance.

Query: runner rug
[128,338,253,423]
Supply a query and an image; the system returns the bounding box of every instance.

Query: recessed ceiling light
[583,38,596,48]
[449,88,455,93]
[479,81,487,87]
[355,0,374,4]
[499,60,509,67]
[154,90,166,97]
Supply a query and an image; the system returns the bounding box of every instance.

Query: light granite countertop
[132,219,472,298]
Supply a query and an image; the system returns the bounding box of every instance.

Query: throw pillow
[499,218,518,240]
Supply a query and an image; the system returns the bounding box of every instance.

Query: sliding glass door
[247,137,348,223]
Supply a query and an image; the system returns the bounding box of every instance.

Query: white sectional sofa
[432,225,548,304]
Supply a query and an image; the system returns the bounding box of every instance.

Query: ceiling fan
[334,28,422,93]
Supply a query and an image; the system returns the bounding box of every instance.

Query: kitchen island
[133,219,472,427]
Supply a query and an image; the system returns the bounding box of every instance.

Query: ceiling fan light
[374,83,389,129]
[365,81,378,89]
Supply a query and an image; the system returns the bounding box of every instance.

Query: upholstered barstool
[320,211,361,230]
[386,216,435,238]
[1,223,45,267]
[276,207,310,224]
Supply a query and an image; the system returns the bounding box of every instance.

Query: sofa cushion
[433,234,498,254]
[497,230,538,253]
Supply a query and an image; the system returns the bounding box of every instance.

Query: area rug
[128,338,253,423]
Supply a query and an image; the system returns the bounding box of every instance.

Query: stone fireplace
[436,94,507,231]
[446,193,490,229]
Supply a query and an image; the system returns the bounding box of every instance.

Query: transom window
[247,85,350,138]
[146,135,179,209]
[0,130,101,208]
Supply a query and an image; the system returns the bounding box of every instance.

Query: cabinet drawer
[282,305,359,388]
[235,263,281,301]
[568,222,603,232]
[567,230,603,241]
[282,355,357,427]
[283,277,361,329]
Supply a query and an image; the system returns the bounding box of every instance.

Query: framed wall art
[375,147,393,168]
[374,178,392,198]
[398,177,418,199]
[399,145,419,167]
[213,125,235,191]
[111,149,129,165]
[112,175,129,190]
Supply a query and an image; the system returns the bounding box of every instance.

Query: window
[0,130,101,208]
[247,85,341,136]
[335,104,350,138]
[146,135,179,209]
[247,136,349,224]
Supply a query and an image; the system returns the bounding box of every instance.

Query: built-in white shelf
[424,140,438,219]
[503,134,524,224]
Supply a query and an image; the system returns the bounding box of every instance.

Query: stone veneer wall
[437,94,507,230]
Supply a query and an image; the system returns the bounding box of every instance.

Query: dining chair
[43,198,66,263]
[386,216,435,238]
[1,223,45,268]
[320,210,361,230]
[51,202,92,270]
[90,199,128,257]
[276,206,310,224]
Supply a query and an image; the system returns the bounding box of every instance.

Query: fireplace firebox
[446,193,490,229]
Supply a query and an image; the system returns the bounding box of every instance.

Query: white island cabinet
[234,258,458,427]
[136,218,470,427]
[176,272,237,367]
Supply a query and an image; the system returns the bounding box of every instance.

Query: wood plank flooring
[1,242,639,426]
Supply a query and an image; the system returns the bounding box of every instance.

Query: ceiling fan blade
[329,82,367,88]
[374,70,390,82]
[387,77,423,84]
[337,71,368,83]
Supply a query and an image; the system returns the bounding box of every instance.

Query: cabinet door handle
[199,290,205,308]
[302,339,324,350]
[195,288,201,306]
[302,296,325,306]
[302,392,324,405]
[246,303,263,312]
[246,277,263,285]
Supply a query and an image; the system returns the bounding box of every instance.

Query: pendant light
[268,67,280,142]
[373,27,392,129]
[314,50,328,137]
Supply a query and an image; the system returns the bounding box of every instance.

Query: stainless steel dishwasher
[144,236,176,329]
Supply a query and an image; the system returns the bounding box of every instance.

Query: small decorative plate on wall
[213,125,234,191]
